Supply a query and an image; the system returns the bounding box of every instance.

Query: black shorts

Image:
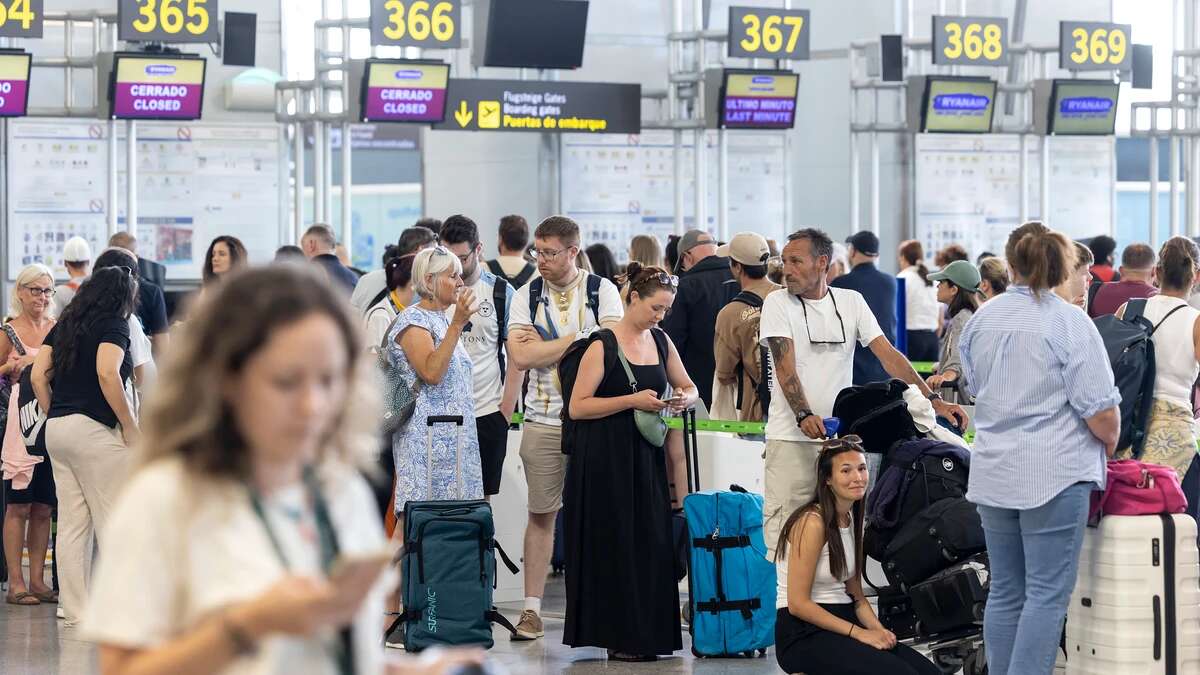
[476,412,509,496]
[4,453,56,507]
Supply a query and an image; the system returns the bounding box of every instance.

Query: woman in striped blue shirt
[959,222,1121,675]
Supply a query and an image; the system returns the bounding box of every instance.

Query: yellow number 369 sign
[1060,21,1132,71]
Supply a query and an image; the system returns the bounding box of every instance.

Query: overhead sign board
[118,0,219,43]
[370,0,462,49]
[932,15,1008,66]
[0,0,42,38]
[720,70,798,129]
[1060,21,1132,71]
[433,79,640,134]
[0,51,30,117]
[727,6,810,60]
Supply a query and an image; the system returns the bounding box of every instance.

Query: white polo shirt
[759,287,884,441]
[446,269,515,417]
[508,271,623,426]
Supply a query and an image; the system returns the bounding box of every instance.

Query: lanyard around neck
[246,466,353,675]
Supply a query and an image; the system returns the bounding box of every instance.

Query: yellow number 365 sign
[118,0,217,43]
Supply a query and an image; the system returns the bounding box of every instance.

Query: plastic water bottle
[823,417,840,438]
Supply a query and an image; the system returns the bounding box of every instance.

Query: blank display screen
[483,0,589,69]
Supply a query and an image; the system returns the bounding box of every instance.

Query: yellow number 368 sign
[933,15,1008,66]
[118,0,217,43]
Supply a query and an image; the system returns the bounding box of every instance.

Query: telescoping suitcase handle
[682,408,701,494]
[425,415,466,499]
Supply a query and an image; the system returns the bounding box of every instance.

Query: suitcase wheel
[971,601,985,622]
[691,646,704,658]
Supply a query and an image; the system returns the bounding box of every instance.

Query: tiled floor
[4,572,1064,674]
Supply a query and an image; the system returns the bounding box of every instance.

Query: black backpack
[1093,298,1186,457]
[528,274,602,334]
[831,379,920,455]
[557,328,668,455]
[486,258,537,290]
[728,290,772,420]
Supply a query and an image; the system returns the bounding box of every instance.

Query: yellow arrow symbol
[454,100,473,127]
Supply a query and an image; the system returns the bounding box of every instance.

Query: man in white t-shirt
[759,229,967,571]
[505,215,623,640]
[439,215,522,500]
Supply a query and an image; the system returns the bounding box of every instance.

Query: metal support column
[294,122,305,241]
[1171,134,1181,236]
[341,121,351,246]
[717,130,728,240]
[1039,135,1050,221]
[107,119,118,237]
[313,122,325,223]
[1151,137,1161,247]
[125,120,137,235]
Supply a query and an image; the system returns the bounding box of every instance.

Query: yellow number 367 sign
[1060,21,1132,71]
[118,0,217,43]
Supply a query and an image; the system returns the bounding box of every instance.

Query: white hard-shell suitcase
[1066,514,1200,675]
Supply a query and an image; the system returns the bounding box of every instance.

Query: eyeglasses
[23,286,54,297]
[645,272,679,287]
[798,292,847,345]
[531,247,573,261]
[822,435,863,451]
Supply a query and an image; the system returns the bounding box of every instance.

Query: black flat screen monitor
[921,76,997,133]
[1048,79,1120,135]
[483,0,589,69]
[720,70,799,130]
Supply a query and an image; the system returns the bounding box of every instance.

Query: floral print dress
[387,305,482,513]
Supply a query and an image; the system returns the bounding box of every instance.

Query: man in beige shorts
[505,216,623,639]
[759,229,967,572]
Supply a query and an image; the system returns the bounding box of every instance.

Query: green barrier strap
[910,361,935,374]
[512,411,765,435]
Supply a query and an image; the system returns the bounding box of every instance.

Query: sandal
[32,590,58,604]
[5,592,41,606]
[607,650,656,662]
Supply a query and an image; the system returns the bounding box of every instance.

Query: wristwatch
[926,391,944,402]
[795,409,815,427]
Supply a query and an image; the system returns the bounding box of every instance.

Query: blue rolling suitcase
[681,408,776,658]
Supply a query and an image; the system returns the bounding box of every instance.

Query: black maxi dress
[562,329,682,655]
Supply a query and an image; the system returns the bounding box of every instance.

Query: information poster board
[7,118,282,281]
[914,134,1112,257]
[560,130,787,261]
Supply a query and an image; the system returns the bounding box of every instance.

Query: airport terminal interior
[4,1,1200,674]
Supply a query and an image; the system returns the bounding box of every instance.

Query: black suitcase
[876,584,919,640]
[882,497,986,588]
[907,552,989,636]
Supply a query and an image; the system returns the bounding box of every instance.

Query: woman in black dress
[562,263,699,662]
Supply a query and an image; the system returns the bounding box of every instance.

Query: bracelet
[848,624,854,637]
[221,613,258,656]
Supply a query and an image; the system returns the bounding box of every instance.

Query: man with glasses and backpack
[758,229,967,578]
[439,215,523,502]
[505,216,623,641]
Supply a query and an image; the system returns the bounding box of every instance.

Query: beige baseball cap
[716,232,771,266]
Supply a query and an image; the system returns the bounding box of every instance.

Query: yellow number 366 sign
[118,0,217,43]
[1060,21,1132,71]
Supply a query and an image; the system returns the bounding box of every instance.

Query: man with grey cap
[661,229,735,411]
[714,232,782,423]
[831,230,897,384]
[50,237,93,318]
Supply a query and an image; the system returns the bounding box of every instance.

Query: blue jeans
[975,482,1091,675]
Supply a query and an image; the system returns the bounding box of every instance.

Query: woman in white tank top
[1117,236,1200,483]
[772,437,940,675]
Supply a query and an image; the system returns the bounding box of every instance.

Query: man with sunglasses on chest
[758,229,968,566]
[506,215,624,641]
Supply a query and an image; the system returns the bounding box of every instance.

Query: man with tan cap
[661,229,734,411]
[714,232,782,423]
